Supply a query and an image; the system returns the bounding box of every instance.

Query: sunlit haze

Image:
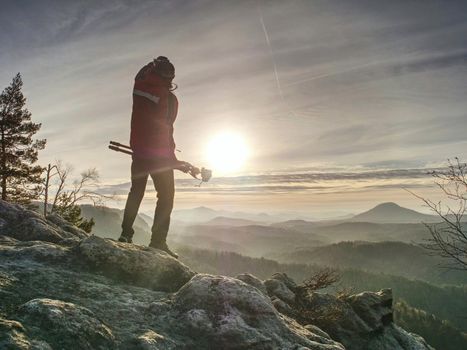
[1,0,466,216]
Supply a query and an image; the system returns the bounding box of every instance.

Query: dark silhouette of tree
[0,73,46,203]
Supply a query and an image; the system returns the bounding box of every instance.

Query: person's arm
[168,92,178,160]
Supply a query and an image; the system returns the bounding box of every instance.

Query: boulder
[235,273,268,295]
[46,212,91,241]
[0,200,89,243]
[346,289,393,329]
[77,235,195,292]
[17,298,115,350]
[298,291,371,343]
[271,297,296,316]
[264,272,297,305]
[0,235,70,263]
[170,274,345,350]
[304,289,433,350]
[260,272,433,350]
[0,317,52,349]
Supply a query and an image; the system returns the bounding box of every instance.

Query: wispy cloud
[286,51,467,87]
[97,166,439,197]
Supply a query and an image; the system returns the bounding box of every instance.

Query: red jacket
[130,63,178,159]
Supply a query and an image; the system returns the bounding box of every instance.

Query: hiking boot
[118,234,133,243]
[149,241,178,259]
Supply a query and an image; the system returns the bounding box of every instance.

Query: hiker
[118,56,187,258]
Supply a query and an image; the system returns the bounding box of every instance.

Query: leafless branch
[409,158,467,271]
[295,268,340,298]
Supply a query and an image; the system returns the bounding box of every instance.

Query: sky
[1,0,466,217]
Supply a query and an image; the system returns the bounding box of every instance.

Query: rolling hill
[310,221,431,243]
[178,224,327,257]
[270,219,319,232]
[80,205,151,244]
[204,216,260,226]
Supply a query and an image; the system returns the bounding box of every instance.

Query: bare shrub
[294,268,344,325]
[295,268,340,298]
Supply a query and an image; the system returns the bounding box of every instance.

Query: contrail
[285,61,379,87]
[257,1,286,103]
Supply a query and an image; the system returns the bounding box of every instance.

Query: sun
[205,132,249,174]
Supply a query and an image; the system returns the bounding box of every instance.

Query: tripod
[108,141,212,184]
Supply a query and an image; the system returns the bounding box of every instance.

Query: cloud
[97,166,439,197]
[285,51,467,87]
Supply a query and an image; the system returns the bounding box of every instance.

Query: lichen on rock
[0,317,52,350]
[16,298,115,350]
[0,200,89,243]
[77,235,195,292]
[169,274,345,350]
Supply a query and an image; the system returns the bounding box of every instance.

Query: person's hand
[188,166,201,179]
[175,161,192,173]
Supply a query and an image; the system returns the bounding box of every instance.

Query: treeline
[274,241,467,286]
[394,300,467,350]
[178,246,323,281]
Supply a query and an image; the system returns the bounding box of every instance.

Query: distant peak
[374,202,401,208]
[193,206,216,212]
[352,201,433,223]
[376,202,401,208]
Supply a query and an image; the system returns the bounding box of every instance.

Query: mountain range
[81,202,440,256]
[172,202,441,225]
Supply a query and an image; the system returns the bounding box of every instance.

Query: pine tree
[0,73,46,203]
[53,203,95,233]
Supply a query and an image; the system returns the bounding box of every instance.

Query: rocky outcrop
[0,235,70,263]
[169,274,344,349]
[17,298,115,349]
[0,200,434,350]
[0,200,89,243]
[235,273,269,295]
[77,235,195,292]
[265,272,298,305]
[261,273,434,350]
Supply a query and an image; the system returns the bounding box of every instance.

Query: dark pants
[121,156,174,245]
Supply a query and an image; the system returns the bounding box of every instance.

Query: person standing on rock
[119,56,187,259]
